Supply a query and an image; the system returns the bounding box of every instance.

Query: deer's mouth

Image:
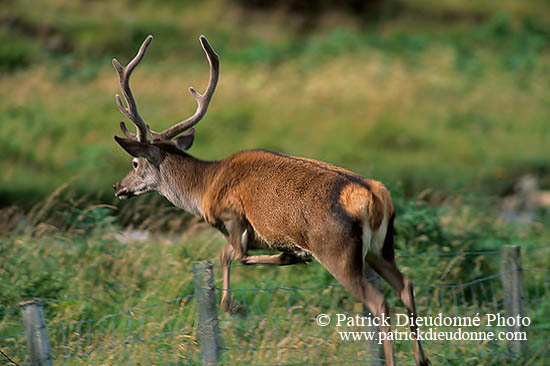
[115,188,134,200]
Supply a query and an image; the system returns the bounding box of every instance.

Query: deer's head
[111,35,219,199]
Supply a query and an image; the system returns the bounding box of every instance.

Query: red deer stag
[112,35,429,366]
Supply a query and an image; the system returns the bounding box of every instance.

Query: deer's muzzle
[113,183,133,199]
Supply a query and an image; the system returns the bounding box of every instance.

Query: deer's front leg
[222,216,249,261]
[223,216,311,265]
[220,244,236,312]
[218,216,249,313]
[240,252,311,265]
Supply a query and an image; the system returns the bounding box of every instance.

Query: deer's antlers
[112,35,153,143]
[113,35,220,146]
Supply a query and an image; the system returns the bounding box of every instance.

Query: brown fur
[201,150,391,247]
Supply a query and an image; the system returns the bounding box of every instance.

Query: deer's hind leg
[365,213,429,366]
[314,235,396,366]
[367,254,429,366]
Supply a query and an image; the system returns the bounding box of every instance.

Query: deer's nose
[113,183,117,191]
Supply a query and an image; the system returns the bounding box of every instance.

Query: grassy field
[1,0,549,365]
[0,190,549,364]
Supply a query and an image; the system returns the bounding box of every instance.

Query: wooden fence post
[500,245,528,355]
[363,265,385,365]
[193,260,221,365]
[19,299,52,366]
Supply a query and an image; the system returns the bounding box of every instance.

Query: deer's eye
[132,160,138,169]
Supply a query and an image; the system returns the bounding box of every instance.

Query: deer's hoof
[221,297,233,312]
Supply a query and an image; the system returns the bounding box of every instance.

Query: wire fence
[216,250,550,365]
[1,245,549,365]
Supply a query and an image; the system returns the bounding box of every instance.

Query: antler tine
[148,35,219,142]
[113,35,153,143]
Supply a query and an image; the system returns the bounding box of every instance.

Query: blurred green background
[1,0,548,206]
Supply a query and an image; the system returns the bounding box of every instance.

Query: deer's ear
[114,136,162,165]
[174,128,195,151]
